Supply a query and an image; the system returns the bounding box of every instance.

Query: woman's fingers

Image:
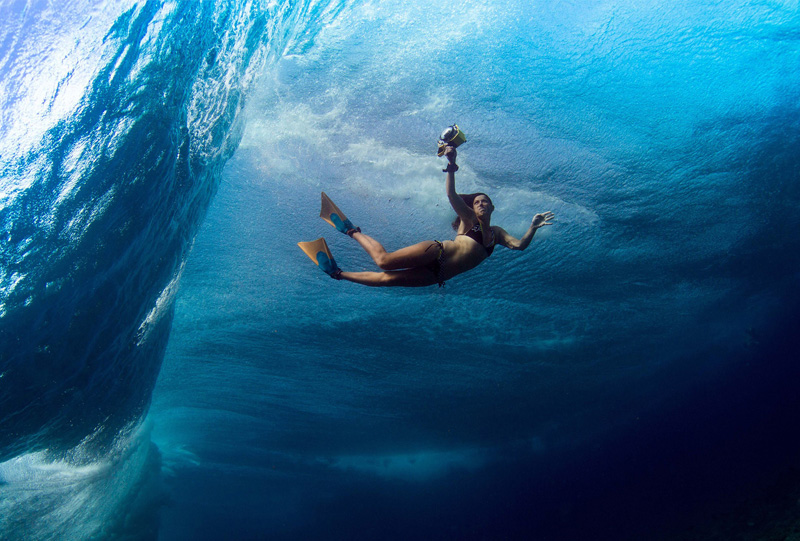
[532,212,555,227]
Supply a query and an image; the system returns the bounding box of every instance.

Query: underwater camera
[437,124,467,156]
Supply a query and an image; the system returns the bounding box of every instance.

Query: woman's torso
[439,223,496,280]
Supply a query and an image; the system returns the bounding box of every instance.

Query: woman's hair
[451,192,493,231]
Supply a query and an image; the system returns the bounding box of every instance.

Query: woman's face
[473,195,494,216]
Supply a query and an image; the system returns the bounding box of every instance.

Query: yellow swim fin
[298,237,340,278]
[320,192,357,234]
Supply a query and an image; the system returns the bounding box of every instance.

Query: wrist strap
[443,163,459,173]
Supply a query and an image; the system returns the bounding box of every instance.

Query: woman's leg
[339,267,438,287]
[350,231,440,270]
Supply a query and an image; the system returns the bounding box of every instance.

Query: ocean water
[2,0,800,539]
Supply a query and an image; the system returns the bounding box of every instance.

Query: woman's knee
[375,253,397,270]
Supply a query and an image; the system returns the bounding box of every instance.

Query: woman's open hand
[532,212,555,229]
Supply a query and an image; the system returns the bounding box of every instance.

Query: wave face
[0,0,343,538]
[3,0,800,539]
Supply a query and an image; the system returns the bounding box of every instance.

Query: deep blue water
[2,1,800,539]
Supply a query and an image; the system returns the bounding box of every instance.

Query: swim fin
[320,192,357,234]
[298,237,341,278]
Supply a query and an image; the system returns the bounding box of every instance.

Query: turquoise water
[2,1,800,539]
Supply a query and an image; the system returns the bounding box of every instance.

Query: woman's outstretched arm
[494,212,555,250]
[443,146,474,225]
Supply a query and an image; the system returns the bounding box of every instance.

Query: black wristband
[443,163,459,173]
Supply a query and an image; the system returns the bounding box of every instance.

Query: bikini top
[459,223,495,256]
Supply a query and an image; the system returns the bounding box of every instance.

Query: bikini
[424,224,495,287]
[459,223,496,256]
[424,241,447,287]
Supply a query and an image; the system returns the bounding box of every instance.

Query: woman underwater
[299,145,554,287]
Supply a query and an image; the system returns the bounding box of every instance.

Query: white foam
[0,421,161,540]
[137,260,186,346]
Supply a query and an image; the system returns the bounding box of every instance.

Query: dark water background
[2,1,799,539]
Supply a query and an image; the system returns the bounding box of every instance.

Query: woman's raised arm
[443,146,474,225]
